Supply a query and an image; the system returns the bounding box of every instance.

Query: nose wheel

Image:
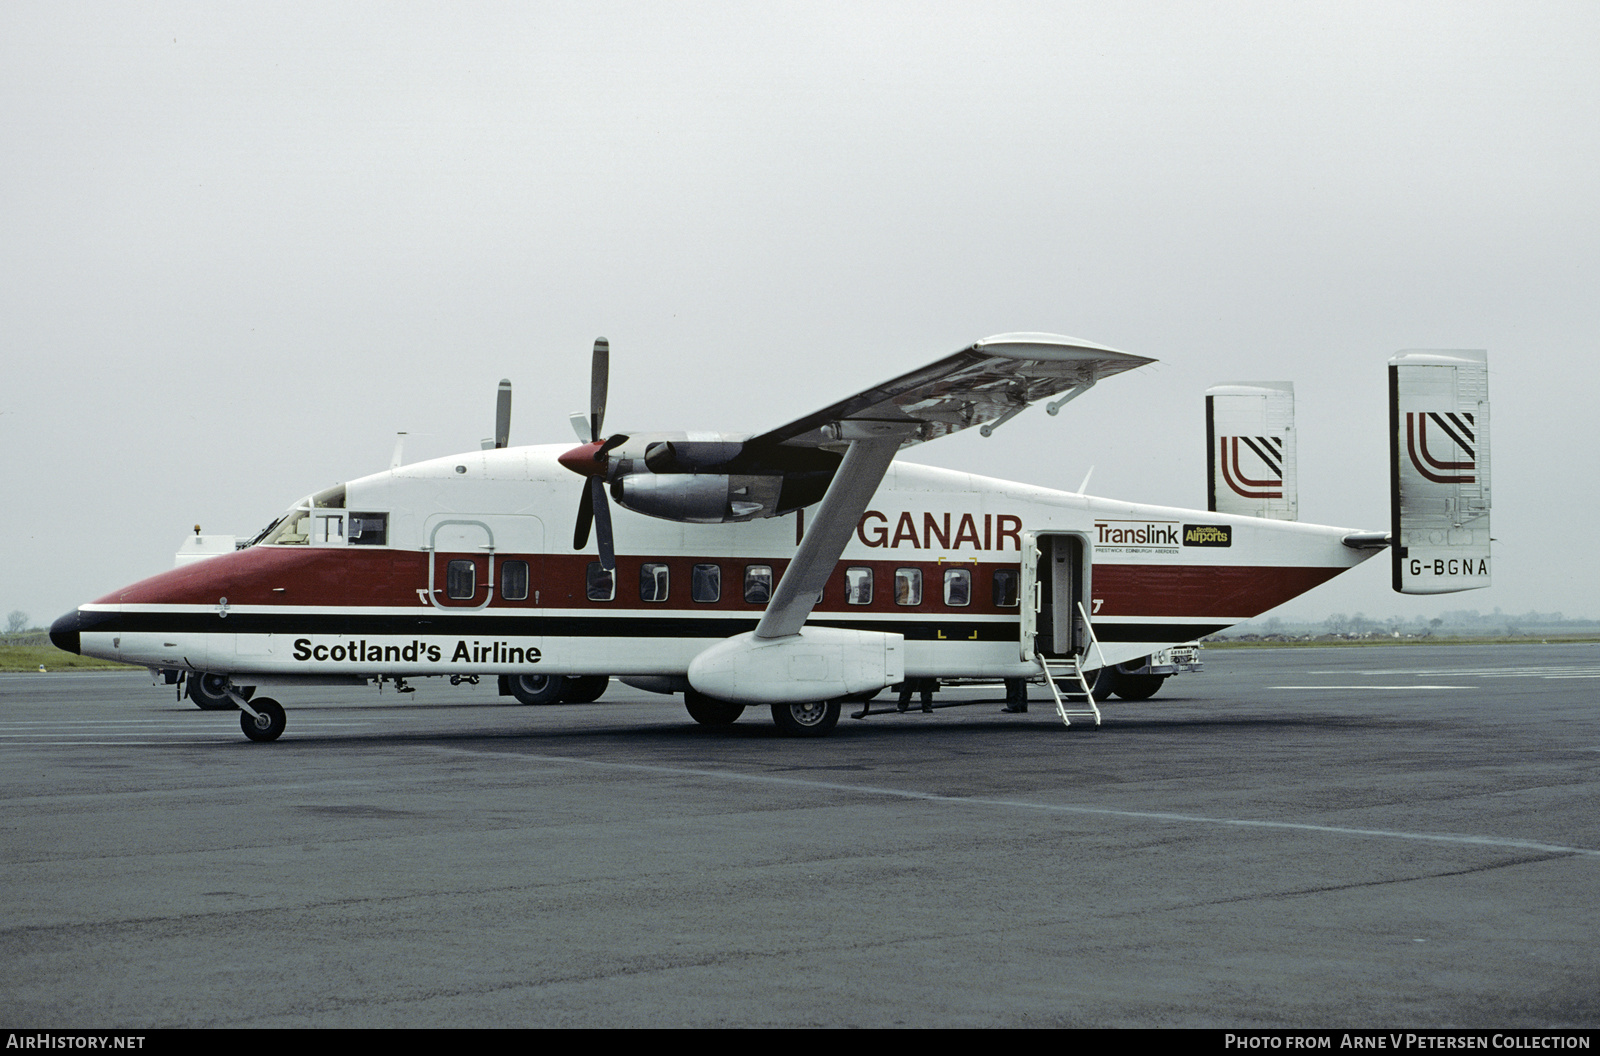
[239,697,286,742]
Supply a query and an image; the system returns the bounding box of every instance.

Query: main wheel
[239,697,286,742]
[509,674,564,705]
[188,674,254,711]
[1113,674,1166,701]
[1055,667,1114,700]
[770,699,841,737]
[561,675,610,703]
[684,689,745,726]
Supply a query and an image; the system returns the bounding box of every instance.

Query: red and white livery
[50,334,1491,740]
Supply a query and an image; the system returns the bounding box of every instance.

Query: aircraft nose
[49,610,82,655]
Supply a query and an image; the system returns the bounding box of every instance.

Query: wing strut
[754,428,910,640]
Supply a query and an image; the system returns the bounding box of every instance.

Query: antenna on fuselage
[390,432,407,470]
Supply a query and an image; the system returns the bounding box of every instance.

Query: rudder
[1389,350,1491,594]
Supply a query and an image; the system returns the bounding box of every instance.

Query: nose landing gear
[231,690,286,743]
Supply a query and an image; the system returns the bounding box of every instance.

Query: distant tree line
[1223,608,1600,639]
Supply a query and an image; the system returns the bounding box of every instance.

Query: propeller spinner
[559,338,628,570]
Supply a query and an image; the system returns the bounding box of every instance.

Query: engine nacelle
[611,473,785,524]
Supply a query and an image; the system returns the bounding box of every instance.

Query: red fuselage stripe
[102,546,1344,621]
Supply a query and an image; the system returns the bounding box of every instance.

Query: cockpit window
[349,513,387,546]
[312,485,345,508]
[260,506,312,545]
[257,485,349,546]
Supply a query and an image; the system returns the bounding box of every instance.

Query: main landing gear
[769,699,841,737]
[683,689,745,726]
[682,690,841,736]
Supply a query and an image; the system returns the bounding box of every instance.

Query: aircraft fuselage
[53,444,1374,683]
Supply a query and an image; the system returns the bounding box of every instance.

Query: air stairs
[1035,602,1108,727]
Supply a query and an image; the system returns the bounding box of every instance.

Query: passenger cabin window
[691,564,721,603]
[640,563,669,602]
[844,567,873,605]
[894,568,923,606]
[501,560,529,601]
[349,513,388,546]
[586,562,615,602]
[744,565,773,604]
[944,568,971,607]
[992,568,1020,608]
[446,560,476,600]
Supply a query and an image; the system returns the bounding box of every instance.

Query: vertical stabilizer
[1206,382,1297,520]
[1389,350,1490,594]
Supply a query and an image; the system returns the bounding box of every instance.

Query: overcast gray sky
[4,1,1596,626]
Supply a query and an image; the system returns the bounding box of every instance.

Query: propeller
[494,379,512,449]
[558,338,628,570]
[482,379,513,450]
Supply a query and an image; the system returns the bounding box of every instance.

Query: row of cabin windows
[443,560,1025,607]
[586,562,1021,607]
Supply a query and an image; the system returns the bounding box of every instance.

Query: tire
[684,689,745,726]
[1112,674,1166,701]
[188,673,254,711]
[770,699,841,737]
[1056,667,1113,699]
[561,675,610,703]
[509,673,564,705]
[240,697,286,742]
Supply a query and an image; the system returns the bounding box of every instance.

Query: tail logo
[1405,412,1476,484]
[1219,435,1284,499]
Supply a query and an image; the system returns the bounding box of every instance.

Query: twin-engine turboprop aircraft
[50,335,1492,741]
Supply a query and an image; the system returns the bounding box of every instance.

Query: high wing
[752,333,1154,639]
[750,332,1154,451]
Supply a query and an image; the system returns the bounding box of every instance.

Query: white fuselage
[68,444,1374,687]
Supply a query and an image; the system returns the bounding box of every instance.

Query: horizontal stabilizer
[1206,382,1297,520]
[1389,350,1491,594]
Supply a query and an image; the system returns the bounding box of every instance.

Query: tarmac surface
[2,643,1598,1028]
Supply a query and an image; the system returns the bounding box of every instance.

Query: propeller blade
[596,433,629,460]
[590,337,609,442]
[590,475,616,571]
[494,379,512,449]
[574,479,595,550]
[569,412,592,443]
